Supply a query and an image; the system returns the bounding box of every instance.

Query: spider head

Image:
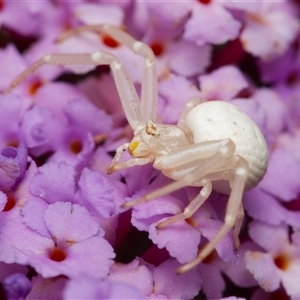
[128,120,190,158]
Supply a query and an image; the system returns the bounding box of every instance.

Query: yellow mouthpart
[128,140,139,156]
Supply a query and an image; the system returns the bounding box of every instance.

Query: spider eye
[146,122,160,136]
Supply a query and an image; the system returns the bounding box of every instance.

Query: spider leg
[177,97,204,133]
[6,25,157,128]
[177,156,249,273]
[156,178,212,228]
[107,143,129,174]
[57,24,158,124]
[233,202,244,249]
[5,51,141,129]
[108,154,155,174]
[122,139,236,208]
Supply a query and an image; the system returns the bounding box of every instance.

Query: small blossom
[0,202,115,279]
[245,221,300,299]
[3,273,32,300]
[240,2,299,60]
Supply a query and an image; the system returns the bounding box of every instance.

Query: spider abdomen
[184,101,268,193]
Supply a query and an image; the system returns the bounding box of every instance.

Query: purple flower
[199,65,248,101]
[28,161,117,218]
[158,73,202,124]
[0,94,28,148]
[245,221,300,299]
[108,257,202,300]
[3,273,32,300]
[183,1,241,46]
[0,202,115,279]
[240,2,299,60]
[0,141,28,192]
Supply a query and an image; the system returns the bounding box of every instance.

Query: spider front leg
[56,24,158,124]
[5,24,158,130]
[107,142,155,174]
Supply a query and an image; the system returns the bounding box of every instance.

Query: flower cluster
[0,1,300,299]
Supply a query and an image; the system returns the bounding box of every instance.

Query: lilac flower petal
[77,75,124,126]
[108,259,154,296]
[248,221,289,253]
[0,152,20,191]
[21,105,62,151]
[14,161,38,208]
[244,187,300,227]
[281,264,300,299]
[245,251,280,292]
[292,229,300,249]
[221,241,259,288]
[0,94,27,148]
[0,141,29,191]
[158,74,202,124]
[13,141,28,187]
[184,4,241,46]
[30,161,76,204]
[78,169,116,218]
[26,275,67,300]
[144,2,190,29]
[167,41,211,77]
[0,217,54,264]
[149,221,200,264]
[252,89,286,139]
[132,195,183,220]
[131,195,183,231]
[223,1,261,12]
[101,175,129,209]
[197,218,238,264]
[199,65,248,101]
[63,98,113,134]
[14,231,114,279]
[122,164,158,196]
[0,45,27,92]
[34,82,88,123]
[3,273,32,300]
[63,278,145,300]
[153,258,202,300]
[259,147,300,202]
[199,262,225,299]
[74,3,124,25]
[0,190,7,211]
[61,234,115,279]
[22,197,50,238]
[0,2,50,36]
[77,168,116,219]
[228,98,267,136]
[89,147,122,181]
[44,202,101,242]
[241,4,299,60]
[47,131,95,176]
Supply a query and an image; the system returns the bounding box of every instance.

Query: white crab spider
[5,24,268,273]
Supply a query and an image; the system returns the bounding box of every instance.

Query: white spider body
[6,24,269,273]
[183,101,268,194]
